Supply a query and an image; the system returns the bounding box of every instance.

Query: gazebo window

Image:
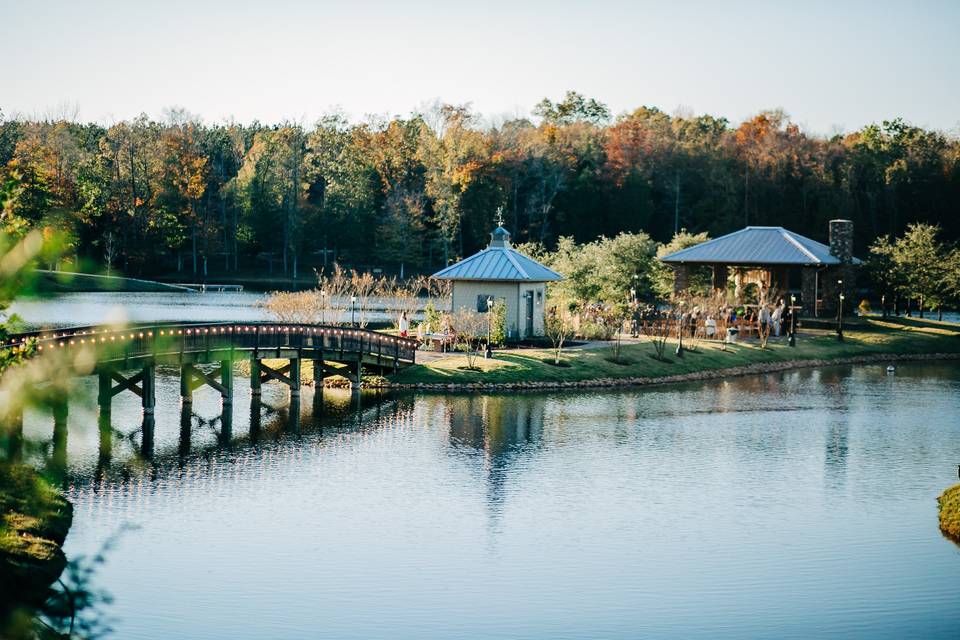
[477,295,494,312]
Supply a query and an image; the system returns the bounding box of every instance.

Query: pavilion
[659,220,861,316]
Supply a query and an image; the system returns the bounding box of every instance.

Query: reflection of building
[446,394,546,508]
[432,225,563,338]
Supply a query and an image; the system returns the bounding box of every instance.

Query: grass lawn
[389,317,960,386]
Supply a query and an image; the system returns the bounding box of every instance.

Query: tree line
[2,92,959,280]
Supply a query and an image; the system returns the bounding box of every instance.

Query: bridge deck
[2,321,417,372]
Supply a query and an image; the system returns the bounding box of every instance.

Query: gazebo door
[524,291,534,337]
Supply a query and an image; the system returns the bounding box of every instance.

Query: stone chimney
[828,219,854,265]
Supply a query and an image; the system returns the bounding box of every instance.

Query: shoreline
[376,351,960,392]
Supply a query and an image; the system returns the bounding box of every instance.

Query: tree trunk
[674,168,680,235]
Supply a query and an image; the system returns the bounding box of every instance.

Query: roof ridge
[779,228,820,262]
[500,247,531,279]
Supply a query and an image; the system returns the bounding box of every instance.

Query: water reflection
[22,363,960,639]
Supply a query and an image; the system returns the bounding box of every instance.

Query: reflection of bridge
[3,321,416,418]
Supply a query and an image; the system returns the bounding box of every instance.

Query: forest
[1,92,958,281]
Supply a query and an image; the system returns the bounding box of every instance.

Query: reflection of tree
[31,528,130,639]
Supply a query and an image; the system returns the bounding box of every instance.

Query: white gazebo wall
[450,280,546,338]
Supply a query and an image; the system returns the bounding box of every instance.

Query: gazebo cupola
[489,225,511,248]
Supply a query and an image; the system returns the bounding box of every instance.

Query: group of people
[625,299,797,341]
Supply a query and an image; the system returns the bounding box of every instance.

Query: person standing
[399,311,410,338]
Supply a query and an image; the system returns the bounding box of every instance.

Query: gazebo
[659,220,861,316]
[432,225,563,338]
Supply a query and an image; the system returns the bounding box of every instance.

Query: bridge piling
[289,358,301,398]
[97,371,112,414]
[220,406,233,445]
[179,406,192,459]
[141,365,156,414]
[141,413,155,458]
[250,358,262,397]
[180,364,193,405]
[220,360,233,404]
[249,399,262,442]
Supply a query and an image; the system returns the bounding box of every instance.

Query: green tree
[892,223,949,317]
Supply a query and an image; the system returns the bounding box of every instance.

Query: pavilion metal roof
[432,226,564,282]
[659,226,862,266]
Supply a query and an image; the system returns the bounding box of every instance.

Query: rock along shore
[375,352,960,392]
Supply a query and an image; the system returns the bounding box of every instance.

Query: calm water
[9,291,419,329]
[20,362,960,639]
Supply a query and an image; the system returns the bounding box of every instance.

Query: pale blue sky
[2,0,958,133]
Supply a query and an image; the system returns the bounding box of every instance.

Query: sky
[2,0,959,135]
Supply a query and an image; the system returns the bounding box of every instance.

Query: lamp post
[675,302,684,358]
[351,295,357,327]
[485,297,494,359]
[320,289,327,324]
[836,279,844,341]
[789,294,797,347]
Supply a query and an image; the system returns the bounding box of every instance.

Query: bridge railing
[1,322,417,366]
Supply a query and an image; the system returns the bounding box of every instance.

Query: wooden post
[180,364,193,405]
[97,408,111,459]
[220,360,233,404]
[179,405,192,459]
[289,358,301,398]
[98,370,112,415]
[52,396,68,428]
[250,358,262,397]
[287,395,301,434]
[249,398,262,442]
[220,404,233,445]
[141,365,156,414]
[352,359,362,389]
[51,412,67,478]
[312,358,324,386]
[141,413,155,459]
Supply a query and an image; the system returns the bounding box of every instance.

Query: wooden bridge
[2,321,417,417]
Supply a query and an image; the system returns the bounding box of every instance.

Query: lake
[8,291,430,330]
[10,291,957,331]
[20,361,960,639]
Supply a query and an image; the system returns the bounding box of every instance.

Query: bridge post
[220,360,234,404]
[98,370,112,415]
[289,358,301,398]
[312,358,324,386]
[52,395,68,429]
[180,364,193,405]
[97,407,111,467]
[51,412,67,479]
[249,399,262,442]
[141,365,156,414]
[286,395,301,434]
[141,413,155,459]
[220,405,233,446]
[179,405,192,459]
[250,358,261,397]
[352,359,362,390]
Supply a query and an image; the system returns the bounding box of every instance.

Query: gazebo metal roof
[659,226,861,266]
[432,226,564,282]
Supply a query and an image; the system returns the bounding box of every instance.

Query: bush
[858,299,872,315]
[489,300,506,346]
